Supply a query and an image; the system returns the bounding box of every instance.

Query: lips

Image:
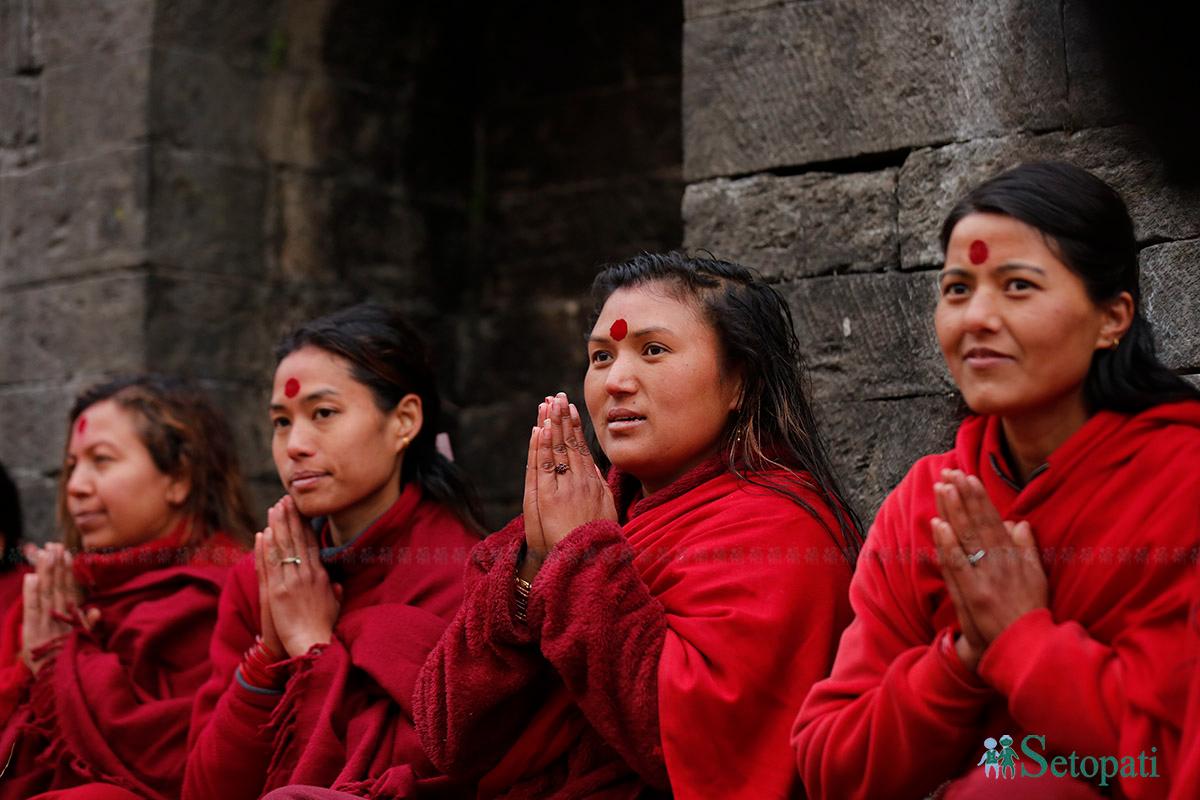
[289,470,329,491]
[962,346,1015,368]
[72,510,107,532]
[605,407,646,432]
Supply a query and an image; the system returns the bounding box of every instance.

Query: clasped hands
[930,469,1048,671]
[519,393,617,581]
[20,543,100,673]
[254,496,342,660]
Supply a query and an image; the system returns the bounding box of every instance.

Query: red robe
[184,484,478,800]
[1168,572,1200,799]
[793,402,1200,800]
[414,461,854,799]
[0,526,242,800]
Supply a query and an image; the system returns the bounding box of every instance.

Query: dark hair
[0,461,23,571]
[60,375,257,550]
[275,304,484,534]
[940,160,1200,413]
[590,252,864,566]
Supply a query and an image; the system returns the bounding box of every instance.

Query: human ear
[390,393,424,453]
[1095,291,1134,349]
[165,472,191,507]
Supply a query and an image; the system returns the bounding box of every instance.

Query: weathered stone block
[41,47,151,160]
[897,126,1200,268]
[684,0,1066,179]
[10,475,57,545]
[1141,240,1200,372]
[148,148,267,278]
[152,0,277,72]
[785,270,954,401]
[142,274,355,382]
[1062,0,1125,128]
[0,384,74,475]
[683,169,897,279]
[685,0,786,21]
[149,47,263,163]
[0,76,38,171]
[35,0,153,66]
[816,393,961,522]
[0,0,40,74]
[0,148,149,287]
[0,276,147,384]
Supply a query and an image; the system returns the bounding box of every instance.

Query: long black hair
[941,161,1199,413]
[591,252,864,567]
[275,304,484,534]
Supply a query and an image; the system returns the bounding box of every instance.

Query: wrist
[954,634,982,672]
[283,630,331,659]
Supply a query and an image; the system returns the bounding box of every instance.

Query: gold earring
[1111,337,1120,349]
[400,435,410,450]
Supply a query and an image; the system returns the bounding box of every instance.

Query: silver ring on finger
[281,556,303,566]
[554,463,569,474]
[966,548,986,566]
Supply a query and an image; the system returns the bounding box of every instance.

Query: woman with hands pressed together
[793,162,1200,799]
[0,376,252,800]
[415,252,862,799]
[185,304,482,800]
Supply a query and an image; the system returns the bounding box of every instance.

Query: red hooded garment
[414,460,854,799]
[793,402,1200,800]
[0,525,242,800]
[184,483,479,800]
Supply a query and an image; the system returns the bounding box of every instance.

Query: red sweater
[414,461,854,799]
[1169,569,1200,799]
[793,402,1200,800]
[184,484,478,800]
[0,528,242,800]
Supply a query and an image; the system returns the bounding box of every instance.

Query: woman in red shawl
[185,304,483,800]
[414,252,863,798]
[0,375,254,800]
[792,161,1200,799]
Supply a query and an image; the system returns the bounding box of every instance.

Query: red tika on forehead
[284,378,300,398]
[77,416,87,435]
[969,239,989,265]
[610,318,628,341]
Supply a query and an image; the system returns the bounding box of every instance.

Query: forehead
[70,399,140,449]
[272,346,361,399]
[591,284,709,334]
[946,212,1060,264]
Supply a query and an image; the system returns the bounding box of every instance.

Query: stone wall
[0,0,683,539]
[682,0,1200,519]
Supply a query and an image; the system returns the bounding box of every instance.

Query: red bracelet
[239,636,287,690]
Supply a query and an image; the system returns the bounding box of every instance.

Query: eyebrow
[270,388,339,411]
[938,262,1048,279]
[586,326,673,344]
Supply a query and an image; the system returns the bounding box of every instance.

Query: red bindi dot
[76,416,87,435]
[284,378,300,398]
[969,240,989,265]
[610,319,628,341]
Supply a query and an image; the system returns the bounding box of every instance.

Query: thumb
[82,607,101,631]
[332,583,344,604]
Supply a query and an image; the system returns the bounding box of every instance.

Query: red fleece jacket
[0,528,242,800]
[415,461,854,799]
[793,402,1200,800]
[184,484,478,800]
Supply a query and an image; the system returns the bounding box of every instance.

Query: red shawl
[415,460,853,799]
[793,402,1200,800]
[184,483,478,800]
[0,525,242,800]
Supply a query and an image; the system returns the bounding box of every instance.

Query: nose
[961,287,1003,333]
[66,462,93,497]
[285,420,317,460]
[605,353,638,397]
